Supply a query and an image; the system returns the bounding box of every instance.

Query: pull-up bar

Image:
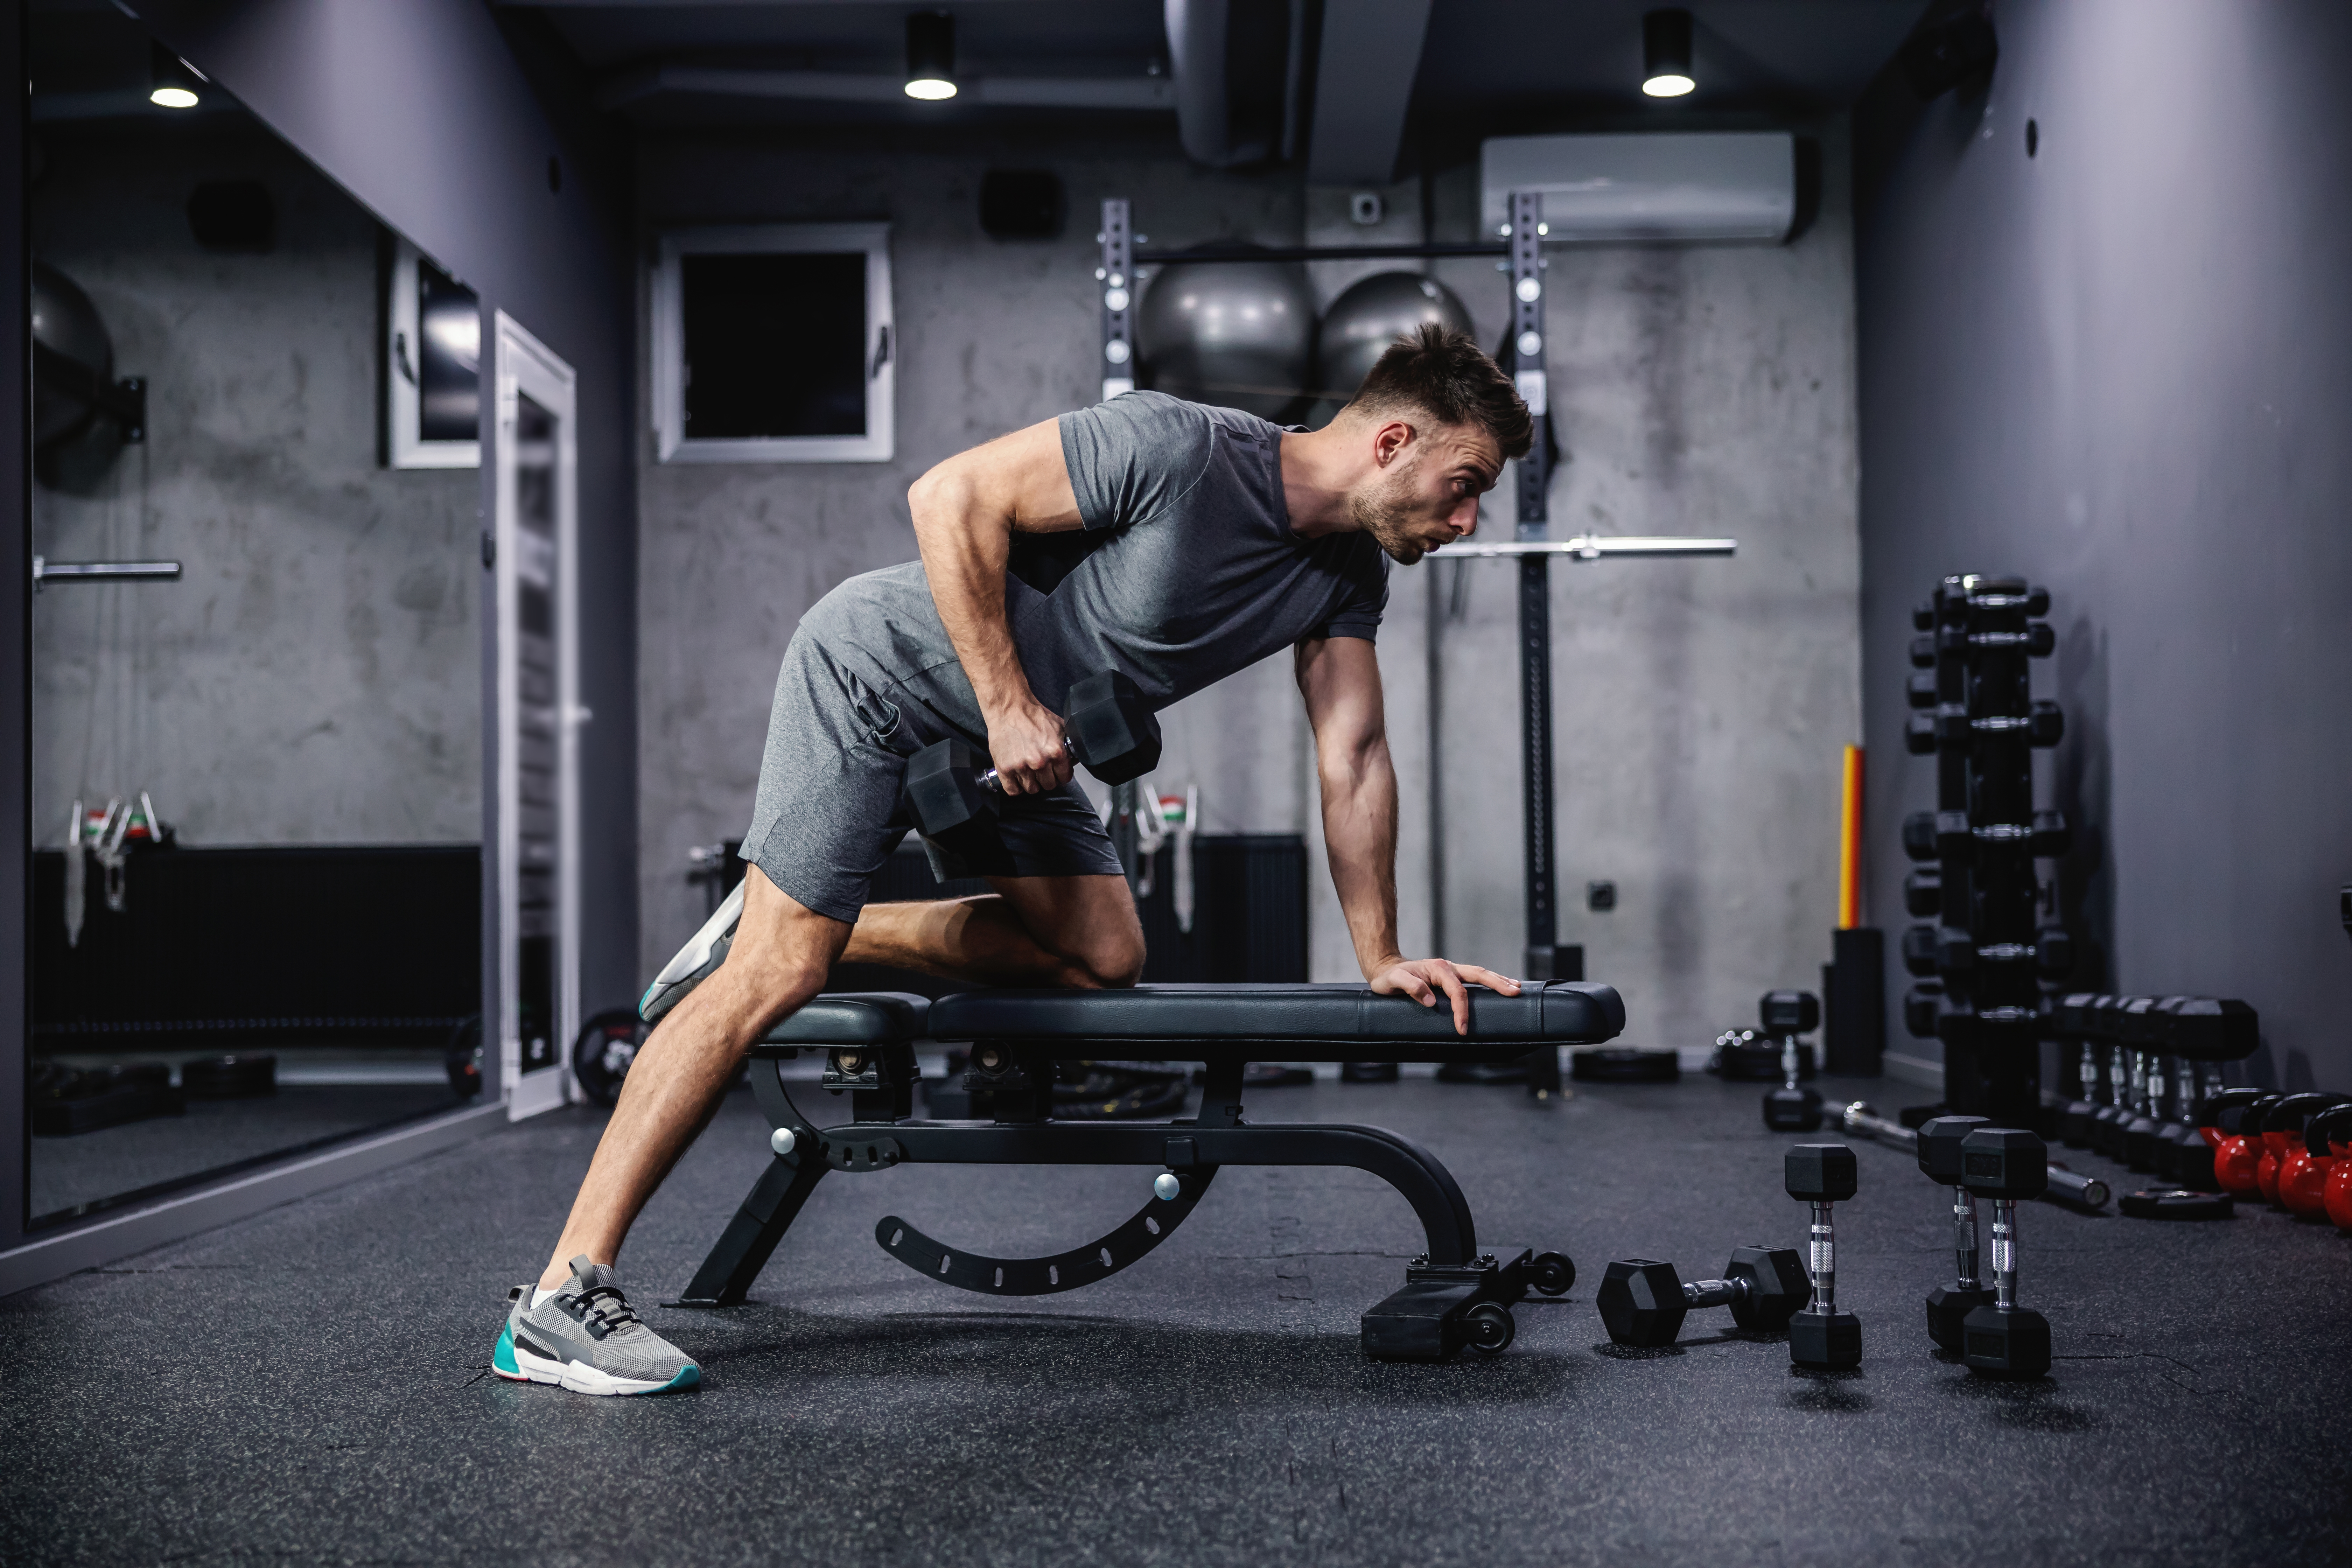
[1432,536,1738,561]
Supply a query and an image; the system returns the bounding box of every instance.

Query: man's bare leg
[844,873,1143,989]
[537,867,847,1290]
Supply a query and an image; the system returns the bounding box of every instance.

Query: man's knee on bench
[1060,926,1144,990]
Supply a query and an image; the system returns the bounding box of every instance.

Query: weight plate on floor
[2119,1187,2234,1220]
[573,1008,651,1107]
[181,1053,276,1099]
[1572,1048,1679,1083]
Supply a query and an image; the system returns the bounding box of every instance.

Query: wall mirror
[26,7,488,1226]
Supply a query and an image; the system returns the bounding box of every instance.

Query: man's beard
[1350,455,1431,564]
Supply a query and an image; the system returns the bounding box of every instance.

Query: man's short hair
[1349,323,1534,459]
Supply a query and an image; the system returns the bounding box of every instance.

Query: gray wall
[634,133,1310,975]
[635,127,1864,1056]
[1855,0,2352,1091]
[1420,129,1862,1050]
[31,125,479,847]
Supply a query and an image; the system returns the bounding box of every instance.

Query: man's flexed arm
[907,420,1085,794]
[1295,635,1520,1034]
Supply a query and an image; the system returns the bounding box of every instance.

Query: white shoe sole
[498,1338,696,1397]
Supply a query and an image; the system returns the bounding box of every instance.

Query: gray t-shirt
[803,391,1387,736]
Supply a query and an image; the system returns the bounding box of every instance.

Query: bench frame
[673,1037,1574,1360]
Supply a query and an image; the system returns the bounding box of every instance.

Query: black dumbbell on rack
[1596,1247,1811,1348]
[2151,996,2260,1185]
[1786,1143,1862,1369]
[1958,1126,2053,1378]
[902,670,1161,870]
[1759,989,1824,1132]
[1900,574,2073,1129]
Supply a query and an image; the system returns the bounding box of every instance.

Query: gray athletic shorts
[739,626,1123,924]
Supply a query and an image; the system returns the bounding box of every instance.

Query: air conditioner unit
[1479,132,1795,245]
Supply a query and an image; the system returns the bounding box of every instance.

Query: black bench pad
[757,981,1622,1058]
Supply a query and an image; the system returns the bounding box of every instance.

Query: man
[494,326,1535,1395]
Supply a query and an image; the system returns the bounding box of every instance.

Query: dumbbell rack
[1898,575,2072,1124]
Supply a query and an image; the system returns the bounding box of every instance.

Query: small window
[384,238,481,469]
[651,223,894,463]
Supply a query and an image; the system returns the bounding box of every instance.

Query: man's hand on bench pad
[1367,956,1520,1035]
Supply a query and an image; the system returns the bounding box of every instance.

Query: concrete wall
[636,129,1864,1053]
[634,131,1310,974]
[31,124,479,847]
[1418,127,1863,1050]
[1854,0,2352,1092]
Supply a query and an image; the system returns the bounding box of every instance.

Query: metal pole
[1507,190,1566,1100]
[1508,190,1554,987]
[1097,200,1135,404]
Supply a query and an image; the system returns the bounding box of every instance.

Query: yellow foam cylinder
[1837,745,1864,930]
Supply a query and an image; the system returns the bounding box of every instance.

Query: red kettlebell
[2210,1092,2280,1196]
[2262,1093,2348,1209]
[2302,1104,2352,1229]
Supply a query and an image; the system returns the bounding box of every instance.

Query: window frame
[650,222,895,464]
[384,238,480,470]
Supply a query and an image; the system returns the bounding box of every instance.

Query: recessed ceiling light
[905,12,957,102]
[150,41,205,110]
[1642,9,1695,98]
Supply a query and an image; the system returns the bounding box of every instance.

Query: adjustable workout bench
[676,981,1623,1360]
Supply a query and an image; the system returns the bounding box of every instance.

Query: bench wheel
[1529,1251,1575,1297]
[1463,1302,1517,1356]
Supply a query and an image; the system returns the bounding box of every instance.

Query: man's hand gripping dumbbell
[902,670,1161,866]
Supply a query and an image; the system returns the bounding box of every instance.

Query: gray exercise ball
[1135,250,1313,419]
[1314,272,1474,402]
[31,262,114,447]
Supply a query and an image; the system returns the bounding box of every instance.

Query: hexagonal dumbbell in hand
[1596,1247,1811,1348]
[1959,1126,2052,1378]
[1785,1143,1862,1369]
[902,671,1162,867]
[1917,1114,1995,1351]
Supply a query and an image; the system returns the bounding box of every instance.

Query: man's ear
[1371,418,1416,468]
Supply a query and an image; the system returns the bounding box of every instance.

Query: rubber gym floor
[5,1070,2347,1567]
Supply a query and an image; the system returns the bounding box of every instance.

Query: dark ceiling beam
[1304,0,1434,186]
[597,64,1174,111]
[505,1,1077,7]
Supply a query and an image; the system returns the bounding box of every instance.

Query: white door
[492,313,581,1121]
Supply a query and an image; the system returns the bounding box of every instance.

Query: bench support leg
[670,1150,829,1308]
[677,1058,1573,1359]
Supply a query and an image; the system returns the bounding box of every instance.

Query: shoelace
[572,1283,643,1337]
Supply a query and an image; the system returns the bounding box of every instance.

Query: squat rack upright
[1095,195,1734,1091]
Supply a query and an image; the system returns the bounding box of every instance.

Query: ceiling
[28,0,1938,166]
[507,0,1933,145]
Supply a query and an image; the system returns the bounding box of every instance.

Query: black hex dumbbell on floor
[903,671,1161,869]
[1959,1126,2053,1378]
[1596,1247,1811,1348]
[1786,1143,1862,1369]
[1760,989,1824,1132]
[1918,1114,1995,1351]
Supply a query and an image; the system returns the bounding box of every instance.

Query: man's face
[1348,420,1504,565]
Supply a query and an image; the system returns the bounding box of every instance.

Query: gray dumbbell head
[1785,1143,1858,1202]
[1064,671,1161,785]
[1959,1126,2049,1199]
[1723,1245,1809,1332]
[1917,1114,1990,1184]
[1596,1259,1688,1348]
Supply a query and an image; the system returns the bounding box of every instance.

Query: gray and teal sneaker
[491,1255,700,1396]
[638,881,743,1024]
